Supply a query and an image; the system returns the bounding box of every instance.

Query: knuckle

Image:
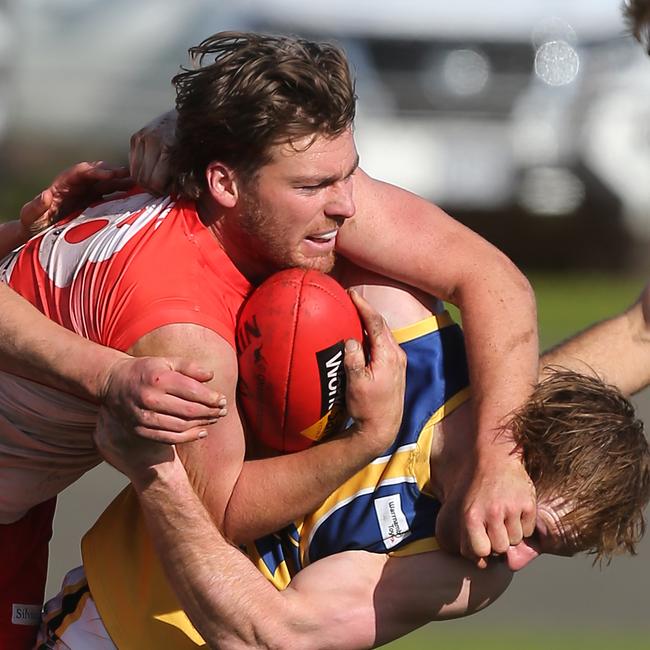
[138,387,156,408]
[136,408,155,427]
[485,504,503,521]
[464,510,483,528]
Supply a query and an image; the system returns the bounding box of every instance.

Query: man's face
[504,500,577,571]
[225,128,359,282]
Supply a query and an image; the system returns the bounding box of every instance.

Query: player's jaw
[235,194,347,279]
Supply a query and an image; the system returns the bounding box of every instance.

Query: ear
[205,162,241,209]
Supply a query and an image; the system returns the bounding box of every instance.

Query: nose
[504,538,541,572]
[324,181,355,220]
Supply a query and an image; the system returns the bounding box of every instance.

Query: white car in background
[245,0,650,267]
[7,0,650,266]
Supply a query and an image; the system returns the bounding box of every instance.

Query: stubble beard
[239,191,336,276]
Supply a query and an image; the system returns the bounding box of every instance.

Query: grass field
[530,273,646,350]
[380,627,650,650]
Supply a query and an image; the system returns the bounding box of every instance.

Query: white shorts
[37,566,115,649]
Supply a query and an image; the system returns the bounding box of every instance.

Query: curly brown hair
[169,31,357,199]
[511,368,650,563]
[624,0,650,52]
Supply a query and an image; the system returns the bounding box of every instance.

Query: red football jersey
[1,190,251,351]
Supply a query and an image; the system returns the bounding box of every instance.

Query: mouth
[306,229,338,244]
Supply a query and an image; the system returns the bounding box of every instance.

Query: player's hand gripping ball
[236,269,364,452]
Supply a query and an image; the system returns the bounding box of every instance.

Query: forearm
[0,220,29,258]
[455,260,538,456]
[0,283,126,400]
[132,456,319,650]
[541,301,650,395]
[224,426,388,543]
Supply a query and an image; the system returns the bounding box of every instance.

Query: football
[236,268,364,453]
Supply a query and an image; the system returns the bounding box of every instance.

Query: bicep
[128,323,245,527]
[340,170,520,303]
[286,550,512,650]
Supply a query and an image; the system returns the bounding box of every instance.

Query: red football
[236,268,363,453]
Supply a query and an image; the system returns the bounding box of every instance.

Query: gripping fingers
[520,503,537,539]
[461,519,492,566]
[486,519,512,556]
[136,391,226,423]
[349,289,386,341]
[348,289,404,367]
[133,423,211,444]
[20,190,53,224]
[343,338,366,376]
[151,365,223,409]
[504,512,525,547]
[134,357,218,402]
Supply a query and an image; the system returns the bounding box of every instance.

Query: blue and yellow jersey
[82,312,470,647]
[248,311,470,589]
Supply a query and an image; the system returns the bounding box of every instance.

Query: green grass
[446,272,646,351]
[530,272,645,351]
[380,627,649,650]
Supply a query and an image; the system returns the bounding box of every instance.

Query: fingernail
[217,398,227,407]
[345,339,359,352]
[198,429,208,439]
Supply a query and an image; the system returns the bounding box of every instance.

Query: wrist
[343,421,393,458]
[1,220,31,251]
[91,349,133,404]
[130,453,185,494]
[476,444,524,470]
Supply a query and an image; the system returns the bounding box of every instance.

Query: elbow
[500,254,535,308]
[220,501,254,546]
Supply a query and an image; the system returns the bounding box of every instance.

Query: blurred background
[1,1,649,648]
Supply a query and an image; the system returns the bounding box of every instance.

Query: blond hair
[512,368,650,562]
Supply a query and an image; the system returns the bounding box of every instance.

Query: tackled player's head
[624,0,650,53]
[510,369,650,563]
[169,31,356,199]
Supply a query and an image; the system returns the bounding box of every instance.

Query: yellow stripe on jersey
[389,536,440,557]
[391,312,453,345]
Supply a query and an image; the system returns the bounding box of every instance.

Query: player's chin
[295,251,337,274]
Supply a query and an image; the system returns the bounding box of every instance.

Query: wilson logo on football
[316,342,346,415]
